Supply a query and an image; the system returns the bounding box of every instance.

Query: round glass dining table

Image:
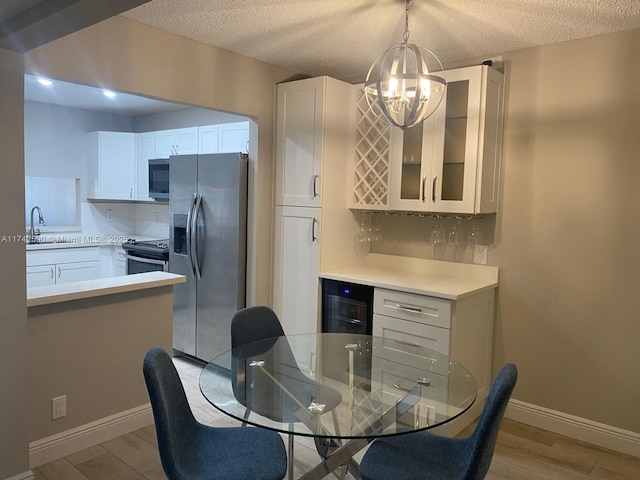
[199,333,477,480]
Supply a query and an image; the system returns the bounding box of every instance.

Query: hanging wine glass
[371,214,382,242]
[448,216,465,262]
[359,213,368,244]
[468,222,484,248]
[431,217,446,260]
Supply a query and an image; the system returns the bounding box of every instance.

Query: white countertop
[320,254,499,300]
[26,235,164,251]
[27,272,185,307]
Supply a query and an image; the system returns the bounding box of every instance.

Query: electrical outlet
[473,245,488,265]
[105,209,115,222]
[154,211,160,222]
[52,395,66,420]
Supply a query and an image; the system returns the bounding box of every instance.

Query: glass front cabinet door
[388,64,504,215]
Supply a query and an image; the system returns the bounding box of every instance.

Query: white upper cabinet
[198,125,219,154]
[275,77,326,207]
[154,127,198,157]
[198,122,249,154]
[218,122,249,153]
[87,131,136,200]
[351,64,504,215]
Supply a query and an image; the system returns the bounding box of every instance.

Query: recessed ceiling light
[102,89,117,98]
[36,77,53,86]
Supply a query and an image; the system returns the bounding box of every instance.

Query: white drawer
[374,288,451,329]
[373,313,450,363]
[370,357,452,430]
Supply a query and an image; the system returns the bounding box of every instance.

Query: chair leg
[331,409,342,437]
[287,430,295,480]
[241,407,249,427]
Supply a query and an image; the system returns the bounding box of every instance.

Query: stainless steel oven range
[121,239,169,274]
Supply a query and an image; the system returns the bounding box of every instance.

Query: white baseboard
[6,472,34,480]
[29,404,154,468]
[506,399,640,458]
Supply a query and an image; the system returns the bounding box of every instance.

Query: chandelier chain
[403,0,410,43]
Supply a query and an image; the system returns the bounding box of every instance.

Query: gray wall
[0,47,30,480]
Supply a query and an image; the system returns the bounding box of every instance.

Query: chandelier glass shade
[364,1,446,130]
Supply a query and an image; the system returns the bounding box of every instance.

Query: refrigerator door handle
[191,193,203,280]
[186,193,197,277]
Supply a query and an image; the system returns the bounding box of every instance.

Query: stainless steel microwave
[148,158,169,200]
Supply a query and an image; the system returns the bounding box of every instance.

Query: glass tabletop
[199,333,476,440]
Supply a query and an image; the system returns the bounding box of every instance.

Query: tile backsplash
[81,202,169,239]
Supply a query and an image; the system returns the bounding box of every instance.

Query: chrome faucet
[29,205,45,243]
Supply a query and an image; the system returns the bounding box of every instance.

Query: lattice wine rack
[352,88,391,208]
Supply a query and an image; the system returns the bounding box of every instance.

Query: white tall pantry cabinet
[272,77,356,335]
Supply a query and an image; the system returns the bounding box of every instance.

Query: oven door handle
[191,194,203,280]
[124,254,168,270]
[186,193,198,277]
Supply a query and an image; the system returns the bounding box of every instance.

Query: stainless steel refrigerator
[169,152,248,362]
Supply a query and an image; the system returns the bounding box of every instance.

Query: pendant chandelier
[364,0,446,130]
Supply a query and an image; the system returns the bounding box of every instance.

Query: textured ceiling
[123,0,640,83]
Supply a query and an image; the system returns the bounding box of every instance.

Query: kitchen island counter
[28,271,183,465]
[27,271,185,307]
[320,254,498,300]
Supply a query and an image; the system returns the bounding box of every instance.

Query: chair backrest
[231,306,285,350]
[464,363,518,480]
[143,347,198,480]
[230,306,314,422]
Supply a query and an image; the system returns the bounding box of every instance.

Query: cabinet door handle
[312,218,318,242]
[394,303,423,313]
[50,266,54,280]
[421,176,427,202]
[432,175,437,202]
[57,266,61,278]
[313,174,320,198]
[130,188,133,199]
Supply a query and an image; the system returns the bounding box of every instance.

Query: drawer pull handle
[394,303,423,313]
[392,338,419,348]
[394,379,431,392]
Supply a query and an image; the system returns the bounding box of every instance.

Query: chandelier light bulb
[364,0,446,129]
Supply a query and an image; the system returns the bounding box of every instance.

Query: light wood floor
[33,357,640,480]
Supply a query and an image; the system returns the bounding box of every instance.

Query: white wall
[24,101,135,199]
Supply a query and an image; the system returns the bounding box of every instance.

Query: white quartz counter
[320,254,499,300]
[25,234,163,251]
[27,271,185,307]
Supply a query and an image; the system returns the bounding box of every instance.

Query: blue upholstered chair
[142,347,287,480]
[230,306,343,479]
[359,363,518,480]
